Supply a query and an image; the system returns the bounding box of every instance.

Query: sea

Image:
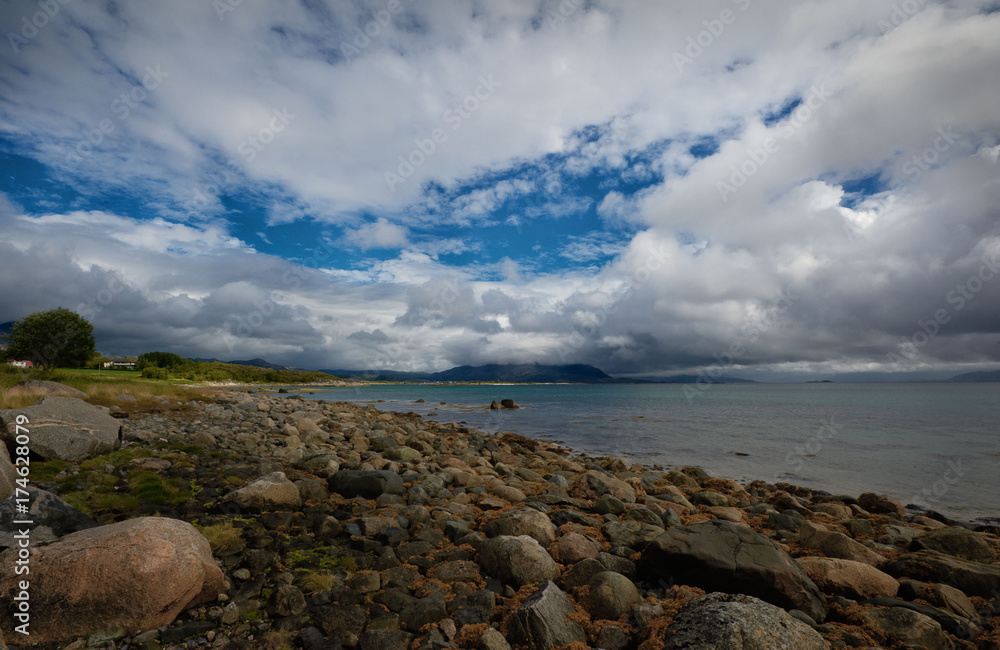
[273,382,1000,524]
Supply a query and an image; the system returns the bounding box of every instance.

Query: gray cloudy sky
[1,1,999,379]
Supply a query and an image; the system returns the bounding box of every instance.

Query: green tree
[1,308,97,371]
[136,351,184,370]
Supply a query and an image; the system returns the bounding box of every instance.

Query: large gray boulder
[0,445,16,501]
[639,519,826,623]
[0,486,98,547]
[223,471,302,510]
[0,517,224,645]
[662,592,828,649]
[483,507,557,546]
[478,535,560,586]
[883,552,1000,598]
[327,470,404,499]
[0,396,121,461]
[10,380,86,398]
[507,581,587,649]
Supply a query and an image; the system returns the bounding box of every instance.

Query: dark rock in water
[489,400,502,410]
[500,399,519,409]
[639,519,826,623]
[0,396,121,461]
[0,486,98,547]
[507,581,587,650]
[883,552,1000,598]
[328,470,404,499]
[661,592,828,650]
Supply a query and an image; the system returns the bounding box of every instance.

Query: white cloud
[341,218,410,250]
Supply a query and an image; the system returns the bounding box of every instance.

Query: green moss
[30,459,71,482]
[126,471,190,505]
[286,546,356,572]
[79,447,152,471]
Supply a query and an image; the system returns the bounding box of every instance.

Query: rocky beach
[1,382,999,649]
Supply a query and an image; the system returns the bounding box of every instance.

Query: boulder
[223,471,302,510]
[10,380,86,398]
[570,470,636,503]
[862,605,949,649]
[0,445,16,501]
[507,581,586,649]
[0,396,121,461]
[478,535,560,586]
[483,507,556,546]
[553,532,599,564]
[639,520,826,623]
[383,446,422,463]
[661,592,829,650]
[797,557,898,600]
[798,521,886,567]
[0,486,98,547]
[858,492,906,517]
[328,470,404,499]
[588,571,640,620]
[500,399,519,409]
[883,552,1000,598]
[0,517,224,645]
[910,528,997,563]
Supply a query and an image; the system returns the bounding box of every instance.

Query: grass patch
[287,547,357,573]
[299,573,337,594]
[194,521,243,551]
[79,447,153,471]
[28,459,72,482]
[126,470,191,505]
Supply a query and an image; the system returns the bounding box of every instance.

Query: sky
[1,1,999,380]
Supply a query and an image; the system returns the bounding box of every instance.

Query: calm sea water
[279,383,1000,523]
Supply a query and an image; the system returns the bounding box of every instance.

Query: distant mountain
[193,357,297,370]
[620,374,755,384]
[948,370,1000,382]
[324,363,618,383]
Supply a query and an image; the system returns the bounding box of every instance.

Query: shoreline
[2,387,998,648]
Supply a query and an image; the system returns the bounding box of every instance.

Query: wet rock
[661,592,828,650]
[798,521,886,567]
[478,535,560,586]
[594,494,626,515]
[910,527,997,562]
[328,470,404,499]
[483,507,556,546]
[570,470,636,503]
[639,519,826,623]
[588,571,640,620]
[883,552,1000,597]
[862,605,948,649]
[797,557,898,600]
[0,517,223,645]
[0,396,121,461]
[858,492,906,517]
[507,581,586,650]
[223,471,302,510]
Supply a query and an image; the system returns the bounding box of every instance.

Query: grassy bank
[0,365,216,411]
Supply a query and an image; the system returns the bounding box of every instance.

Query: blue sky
[1,1,999,379]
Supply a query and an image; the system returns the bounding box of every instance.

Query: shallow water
[280,382,1000,523]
